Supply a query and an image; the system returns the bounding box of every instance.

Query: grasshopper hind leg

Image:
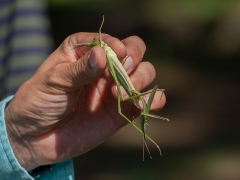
[143,135,152,161]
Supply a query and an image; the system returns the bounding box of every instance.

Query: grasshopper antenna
[99,15,105,45]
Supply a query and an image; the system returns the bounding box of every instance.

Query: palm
[54,68,136,157]
[34,40,139,162]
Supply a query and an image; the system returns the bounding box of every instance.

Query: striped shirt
[0,0,53,99]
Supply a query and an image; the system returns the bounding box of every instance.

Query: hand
[4,33,166,171]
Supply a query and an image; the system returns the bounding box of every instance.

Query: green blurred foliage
[47,0,240,179]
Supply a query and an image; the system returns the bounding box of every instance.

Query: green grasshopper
[71,16,169,160]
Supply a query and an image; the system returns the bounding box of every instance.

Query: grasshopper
[70,16,169,160]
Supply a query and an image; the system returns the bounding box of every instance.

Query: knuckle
[46,67,60,85]
[144,62,156,80]
[127,36,146,60]
[132,70,146,90]
[75,56,92,83]
[131,44,144,62]
[132,62,156,90]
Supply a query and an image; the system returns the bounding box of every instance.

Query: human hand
[4,33,166,171]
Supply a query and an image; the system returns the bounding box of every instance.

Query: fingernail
[88,50,98,69]
[123,56,133,72]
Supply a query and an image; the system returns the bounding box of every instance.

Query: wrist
[4,106,38,171]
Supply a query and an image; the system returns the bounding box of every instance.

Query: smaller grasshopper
[70,16,169,160]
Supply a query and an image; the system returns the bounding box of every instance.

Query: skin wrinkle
[129,70,146,92]
[41,63,75,93]
[27,98,53,122]
[6,119,38,169]
[45,66,70,91]
[56,66,75,89]
[144,62,156,81]
[134,71,146,90]
[24,138,39,166]
[17,89,70,135]
[131,62,156,91]
[4,32,166,171]
[75,53,90,84]
[22,82,71,132]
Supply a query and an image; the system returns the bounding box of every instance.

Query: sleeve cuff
[0,96,74,179]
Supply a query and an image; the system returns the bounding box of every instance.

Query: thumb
[59,45,107,89]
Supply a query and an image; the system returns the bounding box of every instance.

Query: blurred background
[2,0,239,179]
[47,0,240,179]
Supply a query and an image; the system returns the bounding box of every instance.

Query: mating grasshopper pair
[70,16,169,160]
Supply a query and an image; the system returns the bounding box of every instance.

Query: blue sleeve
[0,96,74,180]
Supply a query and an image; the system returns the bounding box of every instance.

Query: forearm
[5,118,37,171]
[4,98,38,171]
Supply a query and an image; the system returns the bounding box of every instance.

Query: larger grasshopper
[71,16,169,160]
